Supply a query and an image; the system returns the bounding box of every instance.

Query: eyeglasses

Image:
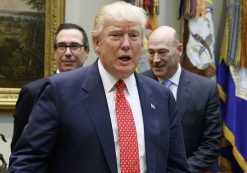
[55,43,84,54]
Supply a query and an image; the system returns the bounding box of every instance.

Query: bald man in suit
[142,26,222,173]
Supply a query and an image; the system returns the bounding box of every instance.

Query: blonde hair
[92,1,147,39]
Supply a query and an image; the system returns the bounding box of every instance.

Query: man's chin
[153,70,164,78]
[62,66,76,72]
[115,68,135,79]
[153,69,162,74]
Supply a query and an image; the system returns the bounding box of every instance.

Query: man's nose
[121,35,131,49]
[65,47,72,55]
[153,52,160,62]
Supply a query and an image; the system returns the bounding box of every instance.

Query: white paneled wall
[0,111,13,165]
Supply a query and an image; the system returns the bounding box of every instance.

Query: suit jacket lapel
[135,74,159,173]
[79,66,160,173]
[177,70,191,118]
[80,61,118,173]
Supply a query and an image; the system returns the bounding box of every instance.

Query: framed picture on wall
[0,0,65,109]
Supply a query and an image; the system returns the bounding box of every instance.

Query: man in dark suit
[10,23,89,151]
[8,2,190,173]
[142,26,222,173]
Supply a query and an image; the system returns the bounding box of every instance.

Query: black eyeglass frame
[54,43,84,54]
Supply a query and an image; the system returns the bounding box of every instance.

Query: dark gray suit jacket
[142,69,222,173]
[9,60,190,173]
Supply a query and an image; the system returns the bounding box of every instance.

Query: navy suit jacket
[9,61,190,173]
[142,69,222,173]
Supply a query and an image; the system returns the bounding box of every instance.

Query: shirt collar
[158,63,181,86]
[98,59,136,94]
[169,64,181,86]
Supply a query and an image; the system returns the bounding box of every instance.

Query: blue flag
[217,61,247,172]
[217,0,247,171]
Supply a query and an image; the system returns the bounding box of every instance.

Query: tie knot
[162,80,173,88]
[115,80,126,91]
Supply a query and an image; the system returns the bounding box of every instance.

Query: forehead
[148,35,174,50]
[104,21,142,32]
[56,29,83,42]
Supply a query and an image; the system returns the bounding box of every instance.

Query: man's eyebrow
[148,48,167,51]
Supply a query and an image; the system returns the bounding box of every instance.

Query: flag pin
[151,103,155,109]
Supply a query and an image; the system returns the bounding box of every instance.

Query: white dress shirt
[158,64,182,100]
[98,60,147,173]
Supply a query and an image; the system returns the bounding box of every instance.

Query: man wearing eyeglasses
[54,24,89,73]
[10,23,89,151]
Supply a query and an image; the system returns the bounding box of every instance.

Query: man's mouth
[118,55,131,61]
[62,60,76,63]
[153,63,165,68]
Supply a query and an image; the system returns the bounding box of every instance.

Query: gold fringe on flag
[219,11,229,64]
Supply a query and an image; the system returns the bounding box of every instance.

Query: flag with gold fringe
[123,0,159,72]
[217,0,247,172]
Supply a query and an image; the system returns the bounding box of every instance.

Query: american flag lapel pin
[151,103,155,110]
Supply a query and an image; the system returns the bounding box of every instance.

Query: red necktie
[115,80,140,173]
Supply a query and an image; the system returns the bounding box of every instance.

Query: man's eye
[110,33,120,38]
[130,33,139,37]
[109,34,121,41]
[70,45,79,48]
[57,44,66,48]
[129,33,139,40]
[71,43,82,48]
[158,51,167,55]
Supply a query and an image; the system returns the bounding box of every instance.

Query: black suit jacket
[11,70,57,151]
[9,60,190,173]
[142,69,222,173]
[11,78,48,151]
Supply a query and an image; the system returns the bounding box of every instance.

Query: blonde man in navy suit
[9,2,189,173]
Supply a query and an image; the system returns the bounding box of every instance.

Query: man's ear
[177,43,183,56]
[84,50,89,59]
[93,36,99,47]
[85,47,90,54]
[93,37,100,53]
